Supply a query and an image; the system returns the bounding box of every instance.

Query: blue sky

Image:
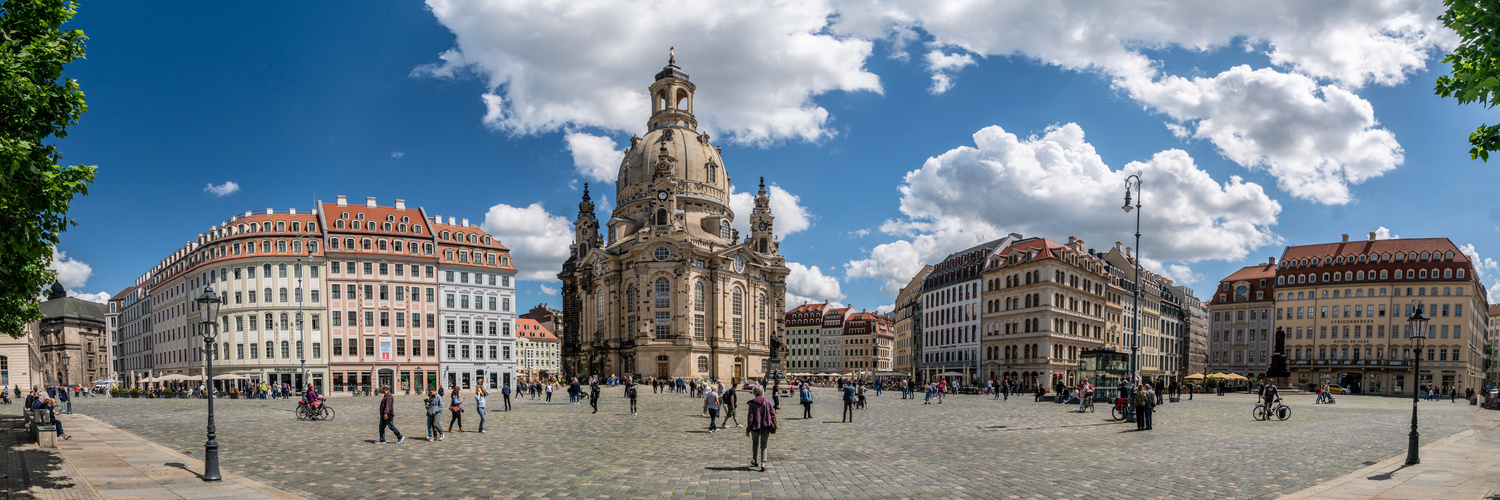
[48,1,1500,312]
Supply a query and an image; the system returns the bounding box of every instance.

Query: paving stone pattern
[69,389,1476,499]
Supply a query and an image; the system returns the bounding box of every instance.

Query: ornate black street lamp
[1406,300,1428,466]
[194,286,223,482]
[61,353,72,414]
[1122,174,1143,421]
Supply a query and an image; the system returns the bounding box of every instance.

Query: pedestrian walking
[703,385,721,433]
[771,380,781,410]
[589,379,601,414]
[58,386,70,414]
[545,382,554,403]
[1143,385,1157,430]
[841,381,857,423]
[424,389,444,441]
[745,384,776,472]
[721,384,741,428]
[501,382,512,411]
[799,383,813,419]
[377,385,404,444]
[1133,386,1150,431]
[475,387,488,433]
[626,379,639,415]
[569,378,581,404]
[447,386,466,433]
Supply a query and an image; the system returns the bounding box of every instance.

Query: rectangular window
[380,311,390,327]
[311,314,320,330]
[312,342,321,358]
[394,264,403,276]
[250,343,258,359]
[503,298,510,312]
[461,272,469,284]
[426,314,435,328]
[447,344,456,359]
[503,346,511,360]
[396,312,406,327]
[1456,304,1463,317]
[461,344,470,359]
[333,338,342,356]
[489,297,497,311]
[426,266,434,278]
[332,314,342,327]
[237,344,245,359]
[379,263,388,275]
[503,322,511,336]
[364,285,374,300]
[310,290,320,302]
[365,311,374,327]
[347,262,355,274]
[366,338,376,356]
[396,338,406,356]
[461,295,469,309]
[395,287,404,301]
[364,262,373,274]
[461,321,470,334]
[489,321,497,335]
[426,288,435,302]
[427,339,436,357]
[447,320,456,334]
[235,316,244,331]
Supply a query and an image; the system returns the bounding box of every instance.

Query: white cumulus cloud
[204,181,240,197]
[1374,226,1400,239]
[565,132,625,183]
[846,123,1282,296]
[417,0,881,145]
[480,202,575,281]
[1122,66,1402,205]
[45,249,109,304]
[786,262,845,308]
[538,284,559,295]
[826,0,1448,204]
[925,49,975,94]
[729,183,812,238]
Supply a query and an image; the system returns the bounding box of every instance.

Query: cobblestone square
[68,388,1483,499]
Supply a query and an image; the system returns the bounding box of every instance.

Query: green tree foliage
[0,0,96,338]
[1436,0,1500,161]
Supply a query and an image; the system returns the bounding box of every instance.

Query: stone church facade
[559,54,788,382]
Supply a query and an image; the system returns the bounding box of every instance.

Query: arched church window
[627,285,638,313]
[656,209,668,226]
[693,282,705,311]
[720,220,730,239]
[732,286,743,316]
[707,163,716,183]
[655,278,670,308]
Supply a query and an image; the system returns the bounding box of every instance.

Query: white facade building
[435,217,518,391]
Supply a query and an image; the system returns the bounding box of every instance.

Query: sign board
[379,337,392,361]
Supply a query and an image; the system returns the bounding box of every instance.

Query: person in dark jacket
[626,379,639,415]
[589,379,601,414]
[745,385,776,471]
[377,385,404,444]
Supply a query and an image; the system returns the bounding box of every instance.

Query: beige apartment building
[1206,259,1277,379]
[1277,234,1488,394]
[980,237,1113,387]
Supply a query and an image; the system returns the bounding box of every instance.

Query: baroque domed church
[558,52,788,381]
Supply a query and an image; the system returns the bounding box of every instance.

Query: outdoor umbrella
[1183,373,1205,380]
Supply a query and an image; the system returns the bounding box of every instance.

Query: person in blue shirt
[32,396,69,440]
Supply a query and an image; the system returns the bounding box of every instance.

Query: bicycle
[1252,398,1291,421]
[297,398,336,421]
[1110,397,1128,421]
[1078,394,1095,413]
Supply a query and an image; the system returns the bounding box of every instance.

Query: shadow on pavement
[0,415,86,495]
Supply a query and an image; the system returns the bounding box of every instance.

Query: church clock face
[758,221,768,231]
[593,262,604,276]
[657,190,669,200]
[733,254,745,272]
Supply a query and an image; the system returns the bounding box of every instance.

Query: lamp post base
[202,439,222,481]
[1405,430,1420,465]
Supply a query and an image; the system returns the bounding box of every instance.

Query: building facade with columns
[558,55,788,382]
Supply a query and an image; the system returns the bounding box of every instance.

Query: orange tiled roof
[516,318,557,341]
[1280,237,1467,262]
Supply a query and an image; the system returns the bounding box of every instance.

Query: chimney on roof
[265,209,273,215]
[449,217,457,225]
[1126,247,1133,258]
[366,197,377,208]
[244,211,252,217]
[433,215,440,225]
[1115,241,1123,252]
[1068,236,1077,245]
[1268,256,1276,266]
[336,195,347,207]
[1341,233,1349,243]
[1369,231,1377,241]
[289,208,297,215]
[395,199,406,210]
[462,218,469,227]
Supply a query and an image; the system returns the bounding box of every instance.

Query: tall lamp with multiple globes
[1122,174,1143,422]
[194,286,223,482]
[1406,300,1428,466]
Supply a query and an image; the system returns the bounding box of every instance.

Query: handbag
[768,412,777,434]
[449,404,461,413]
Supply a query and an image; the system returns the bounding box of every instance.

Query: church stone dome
[614,53,731,210]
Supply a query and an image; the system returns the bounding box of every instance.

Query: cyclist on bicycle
[305,384,322,408]
[1077,380,1093,411]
